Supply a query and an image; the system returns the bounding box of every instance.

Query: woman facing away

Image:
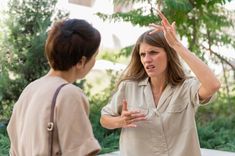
[100,10,221,156]
[7,19,101,156]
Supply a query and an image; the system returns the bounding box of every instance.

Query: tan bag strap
[47,83,68,156]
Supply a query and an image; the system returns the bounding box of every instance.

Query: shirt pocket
[167,102,189,113]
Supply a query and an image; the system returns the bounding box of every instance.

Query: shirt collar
[138,77,149,86]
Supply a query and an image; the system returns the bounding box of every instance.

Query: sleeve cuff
[63,138,101,156]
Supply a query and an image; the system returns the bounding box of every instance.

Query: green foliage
[98,0,235,57]
[119,45,133,57]
[97,9,158,26]
[0,0,68,119]
[87,71,121,154]
[197,116,235,151]
[0,0,68,153]
[196,91,235,152]
[5,0,57,81]
[0,133,9,156]
[89,92,120,154]
[98,50,121,62]
[196,92,235,122]
[0,123,10,156]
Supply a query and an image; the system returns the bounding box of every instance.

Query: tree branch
[201,45,235,71]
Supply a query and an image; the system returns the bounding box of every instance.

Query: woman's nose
[143,54,152,62]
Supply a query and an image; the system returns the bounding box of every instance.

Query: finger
[122,99,128,111]
[122,109,143,117]
[131,116,146,123]
[149,24,163,30]
[130,111,145,115]
[149,28,163,34]
[157,9,170,25]
[172,21,176,29]
[162,21,168,32]
[123,123,137,128]
[124,114,141,123]
[171,21,177,34]
[131,112,146,118]
[149,23,162,28]
[122,111,132,117]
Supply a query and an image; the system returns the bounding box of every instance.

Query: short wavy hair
[45,19,101,71]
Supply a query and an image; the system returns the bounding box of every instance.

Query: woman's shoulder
[176,76,199,89]
[120,79,136,85]
[61,84,85,97]
[183,76,199,85]
[58,84,89,108]
[120,78,148,85]
[118,79,141,88]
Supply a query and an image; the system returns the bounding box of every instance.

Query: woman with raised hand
[100,10,220,156]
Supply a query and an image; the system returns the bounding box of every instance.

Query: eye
[149,50,159,55]
[139,52,146,57]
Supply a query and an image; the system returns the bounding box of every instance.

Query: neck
[150,75,167,94]
[47,68,76,83]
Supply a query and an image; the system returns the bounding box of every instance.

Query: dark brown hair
[118,30,186,86]
[45,19,101,71]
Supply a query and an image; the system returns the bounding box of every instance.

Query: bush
[197,92,235,152]
[87,71,121,154]
[197,115,235,152]
[0,122,10,156]
[89,92,120,154]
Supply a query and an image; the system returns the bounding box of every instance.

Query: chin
[147,72,159,78]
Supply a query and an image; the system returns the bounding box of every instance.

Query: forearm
[100,115,123,130]
[173,43,220,93]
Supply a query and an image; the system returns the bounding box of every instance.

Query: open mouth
[146,65,155,70]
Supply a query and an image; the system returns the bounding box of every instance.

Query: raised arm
[150,10,221,101]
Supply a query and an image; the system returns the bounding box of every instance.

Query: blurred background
[0,0,235,155]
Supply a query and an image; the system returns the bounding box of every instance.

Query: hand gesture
[149,9,181,49]
[120,99,146,128]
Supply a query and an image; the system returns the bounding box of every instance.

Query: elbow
[210,80,221,94]
[100,116,105,128]
[211,80,221,93]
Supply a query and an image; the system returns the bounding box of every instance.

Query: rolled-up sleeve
[187,77,216,107]
[62,138,100,156]
[101,81,126,116]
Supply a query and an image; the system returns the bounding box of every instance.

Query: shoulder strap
[48,83,68,156]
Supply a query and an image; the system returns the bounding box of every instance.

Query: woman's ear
[76,56,87,69]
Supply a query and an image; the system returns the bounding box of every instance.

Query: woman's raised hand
[120,100,146,128]
[149,9,181,49]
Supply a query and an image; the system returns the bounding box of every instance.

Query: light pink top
[7,76,100,156]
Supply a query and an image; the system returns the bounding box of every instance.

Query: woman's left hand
[149,9,181,49]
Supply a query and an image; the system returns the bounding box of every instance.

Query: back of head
[45,19,101,71]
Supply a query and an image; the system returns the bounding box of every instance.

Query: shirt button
[152,108,158,116]
[154,111,160,117]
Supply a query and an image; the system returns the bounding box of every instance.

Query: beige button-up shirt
[101,77,215,156]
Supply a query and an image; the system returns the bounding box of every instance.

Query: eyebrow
[139,49,159,54]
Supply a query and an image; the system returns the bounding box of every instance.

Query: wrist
[114,116,124,129]
[172,41,184,50]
